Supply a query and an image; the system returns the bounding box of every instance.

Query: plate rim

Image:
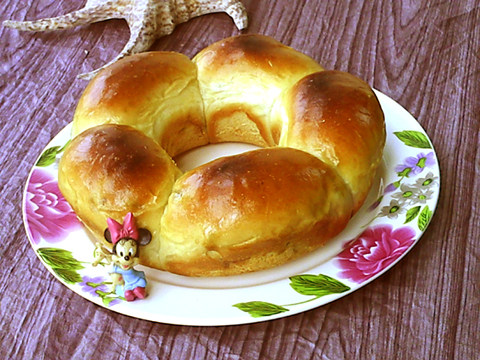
[22,89,441,326]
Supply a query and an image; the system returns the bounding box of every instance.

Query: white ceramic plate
[22,91,440,326]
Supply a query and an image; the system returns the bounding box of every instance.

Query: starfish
[3,0,248,79]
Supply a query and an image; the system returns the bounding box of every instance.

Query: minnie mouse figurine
[94,212,152,301]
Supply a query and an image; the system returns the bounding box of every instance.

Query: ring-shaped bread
[58,34,385,276]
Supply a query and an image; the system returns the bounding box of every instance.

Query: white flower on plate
[391,184,417,205]
[412,188,435,204]
[415,172,439,189]
[378,199,407,220]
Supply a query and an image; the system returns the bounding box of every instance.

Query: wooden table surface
[1,0,478,359]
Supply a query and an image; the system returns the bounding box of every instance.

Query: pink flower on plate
[337,225,416,283]
[25,168,81,244]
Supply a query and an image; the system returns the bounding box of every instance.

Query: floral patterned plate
[22,90,440,326]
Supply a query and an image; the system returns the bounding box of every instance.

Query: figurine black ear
[104,228,113,243]
[137,228,152,246]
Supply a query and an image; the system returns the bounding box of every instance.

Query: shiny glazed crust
[71,51,208,157]
[58,125,182,243]
[59,34,385,276]
[192,34,323,146]
[278,70,386,211]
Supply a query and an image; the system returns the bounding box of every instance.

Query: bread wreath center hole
[174,142,261,172]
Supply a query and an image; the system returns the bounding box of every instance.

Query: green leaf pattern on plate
[233,274,350,318]
[289,273,350,297]
[37,247,84,284]
[394,130,432,149]
[36,141,70,167]
[418,205,433,231]
[233,302,289,318]
[404,206,421,224]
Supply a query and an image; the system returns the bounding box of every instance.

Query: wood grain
[0,0,478,359]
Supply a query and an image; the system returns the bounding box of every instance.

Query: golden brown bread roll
[158,147,353,276]
[277,70,386,211]
[72,51,207,157]
[58,125,182,242]
[193,34,323,147]
[59,34,385,276]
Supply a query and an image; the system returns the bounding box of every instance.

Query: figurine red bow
[106,212,139,244]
